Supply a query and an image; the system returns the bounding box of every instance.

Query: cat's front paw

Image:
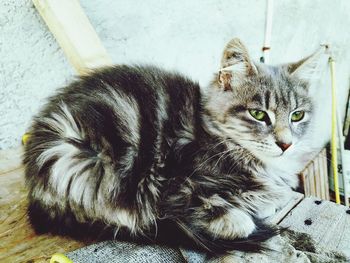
[207,208,255,239]
[256,204,277,219]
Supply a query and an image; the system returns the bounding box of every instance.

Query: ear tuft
[218,71,232,91]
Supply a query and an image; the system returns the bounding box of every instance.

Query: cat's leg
[205,206,256,239]
[163,192,278,253]
[255,204,277,219]
[193,194,256,239]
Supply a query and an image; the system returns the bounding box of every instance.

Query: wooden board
[0,146,23,176]
[300,149,330,200]
[32,0,113,75]
[279,196,350,256]
[0,167,91,263]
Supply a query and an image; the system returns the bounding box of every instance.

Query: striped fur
[23,39,328,254]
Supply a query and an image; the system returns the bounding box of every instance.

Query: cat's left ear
[218,38,258,91]
[286,45,330,84]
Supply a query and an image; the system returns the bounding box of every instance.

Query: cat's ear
[217,38,257,91]
[286,45,330,83]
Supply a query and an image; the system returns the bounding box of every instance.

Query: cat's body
[23,39,327,253]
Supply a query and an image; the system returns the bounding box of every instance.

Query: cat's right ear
[217,38,257,91]
[286,45,330,83]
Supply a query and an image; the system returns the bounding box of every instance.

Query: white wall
[1,0,349,150]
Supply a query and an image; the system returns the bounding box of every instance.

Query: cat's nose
[276,141,292,152]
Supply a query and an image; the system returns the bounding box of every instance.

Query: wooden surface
[32,0,113,75]
[0,146,23,176]
[300,149,330,200]
[0,166,90,263]
[280,196,350,256]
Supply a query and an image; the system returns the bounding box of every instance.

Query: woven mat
[66,230,349,263]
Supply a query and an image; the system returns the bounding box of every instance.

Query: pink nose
[276,142,292,152]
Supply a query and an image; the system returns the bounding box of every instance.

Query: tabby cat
[23,38,328,253]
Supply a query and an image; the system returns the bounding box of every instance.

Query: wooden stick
[322,149,330,200]
[261,0,273,63]
[318,152,326,199]
[314,157,321,198]
[32,0,113,74]
[303,168,310,197]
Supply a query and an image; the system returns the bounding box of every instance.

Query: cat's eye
[248,109,267,121]
[291,111,305,122]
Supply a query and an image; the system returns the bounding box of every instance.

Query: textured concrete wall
[0,1,73,149]
[1,0,349,150]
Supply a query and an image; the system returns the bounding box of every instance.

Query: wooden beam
[32,0,113,74]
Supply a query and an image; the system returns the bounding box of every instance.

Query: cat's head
[203,38,329,164]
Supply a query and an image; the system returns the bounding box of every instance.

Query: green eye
[291,111,305,122]
[249,109,266,121]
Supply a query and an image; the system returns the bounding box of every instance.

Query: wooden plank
[32,0,113,75]
[322,149,330,200]
[0,147,23,176]
[309,164,316,196]
[318,149,329,200]
[303,170,310,197]
[306,165,311,196]
[318,151,325,199]
[279,197,350,256]
[305,163,311,196]
[305,165,311,196]
[0,167,90,263]
[314,156,320,198]
[300,149,330,200]
[308,164,316,196]
[312,160,318,197]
